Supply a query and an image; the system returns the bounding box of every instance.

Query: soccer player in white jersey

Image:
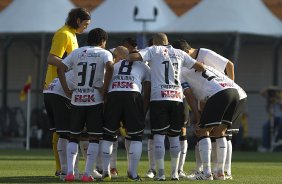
[180,65,240,180]
[173,39,242,180]
[128,33,204,181]
[43,70,75,178]
[57,28,114,182]
[101,46,150,181]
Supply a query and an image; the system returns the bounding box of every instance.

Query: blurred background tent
[0,0,282,147]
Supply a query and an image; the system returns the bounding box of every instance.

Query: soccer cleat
[178,170,188,178]
[188,172,213,180]
[59,173,66,181]
[93,169,102,179]
[146,169,156,178]
[55,171,61,177]
[64,173,75,182]
[110,168,118,178]
[81,175,94,182]
[102,173,111,181]
[186,170,202,179]
[214,173,225,180]
[128,174,142,181]
[224,171,233,180]
[154,175,166,181]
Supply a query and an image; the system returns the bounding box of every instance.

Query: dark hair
[122,37,137,48]
[172,39,192,51]
[65,8,91,29]
[148,37,154,46]
[87,28,108,46]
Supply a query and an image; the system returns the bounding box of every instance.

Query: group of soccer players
[43,7,247,183]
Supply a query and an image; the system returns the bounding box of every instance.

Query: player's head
[65,8,91,34]
[87,28,108,48]
[122,37,137,52]
[153,33,169,46]
[172,39,192,53]
[113,46,129,63]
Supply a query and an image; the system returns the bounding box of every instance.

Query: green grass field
[0,149,281,184]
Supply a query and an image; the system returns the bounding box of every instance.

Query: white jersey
[196,48,229,73]
[139,45,197,102]
[181,65,241,102]
[43,70,75,99]
[62,46,113,106]
[108,60,150,93]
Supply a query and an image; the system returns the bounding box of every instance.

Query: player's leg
[178,127,188,178]
[146,134,156,178]
[124,91,145,181]
[110,137,119,178]
[168,101,185,180]
[65,105,85,182]
[101,92,123,181]
[150,101,170,181]
[43,94,61,176]
[82,104,104,182]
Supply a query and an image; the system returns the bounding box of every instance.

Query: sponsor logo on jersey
[161,90,182,99]
[74,94,95,102]
[219,83,233,88]
[112,81,133,89]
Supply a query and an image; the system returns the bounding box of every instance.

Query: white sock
[101,140,113,175]
[147,138,156,170]
[211,141,217,174]
[178,139,188,172]
[198,138,212,176]
[74,151,80,175]
[57,137,68,174]
[110,140,118,169]
[79,140,89,161]
[225,139,232,175]
[195,143,203,171]
[67,142,78,174]
[168,136,180,177]
[154,134,165,177]
[128,141,142,178]
[96,141,103,171]
[125,138,131,168]
[84,142,99,176]
[216,137,227,175]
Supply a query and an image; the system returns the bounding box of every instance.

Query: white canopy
[87,0,177,33]
[161,0,282,36]
[0,0,75,33]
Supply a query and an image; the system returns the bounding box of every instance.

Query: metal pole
[233,33,241,79]
[26,88,31,151]
[1,37,12,130]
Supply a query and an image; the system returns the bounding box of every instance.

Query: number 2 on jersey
[162,61,179,85]
[77,62,97,87]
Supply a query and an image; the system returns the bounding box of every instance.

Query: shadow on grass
[0,176,59,183]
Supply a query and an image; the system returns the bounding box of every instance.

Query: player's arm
[183,88,200,124]
[225,60,235,80]
[47,54,62,67]
[47,32,69,67]
[143,81,151,114]
[192,61,205,72]
[101,61,114,96]
[57,62,72,98]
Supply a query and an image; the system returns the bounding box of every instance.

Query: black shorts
[226,98,247,135]
[199,88,239,128]
[103,91,145,136]
[44,93,71,133]
[150,100,184,135]
[70,103,104,136]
